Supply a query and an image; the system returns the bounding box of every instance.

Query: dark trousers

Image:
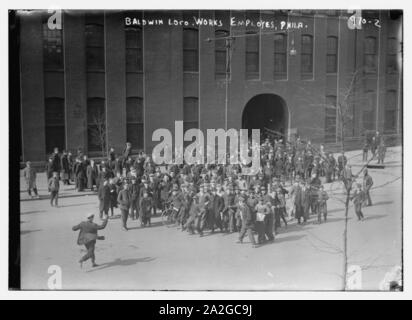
[50,190,58,206]
[195,212,207,236]
[121,208,129,229]
[76,176,85,191]
[80,240,96,263]
[366,190,372,206]
[310,199,318,215]
[28,187,38,196]
[256,221,266,244]
[354,204,364,220]
[207,210,216,232]
[265,213,275,240]
[239,223,256,245]
[228,209,237,232]
[274,208,288,230]
[130,198,139,219]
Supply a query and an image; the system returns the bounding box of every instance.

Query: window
[363,91,376,130]
[45,98,65,154]
[364,36,377,73]
[245,32,259,79]
[301,35,313,79]
[85,23,105,71]
[384,90,397,132]
[125,27,143,72]
[326,36,338,73]
[183,97,199,132]
[42,23,63,70]
[215,30,230,79]
[87,98,106,153]
[386,37,399,74]
[126,97,144,150]
[183,28,199,72]
[274,34,287,79]
[325,95,337,143]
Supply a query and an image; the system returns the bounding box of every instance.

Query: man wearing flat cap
[72,213,108,268]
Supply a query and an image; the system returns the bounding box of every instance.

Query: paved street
[20,147,402,290]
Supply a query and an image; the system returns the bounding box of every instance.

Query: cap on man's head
[86,213,94,220]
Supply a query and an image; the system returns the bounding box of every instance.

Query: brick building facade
[17,9,403,161]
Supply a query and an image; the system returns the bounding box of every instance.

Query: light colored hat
[86,213,94,220]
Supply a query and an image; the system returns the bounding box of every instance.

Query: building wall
[19,9,403,161]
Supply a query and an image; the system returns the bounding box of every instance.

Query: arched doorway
[242,94,288,140]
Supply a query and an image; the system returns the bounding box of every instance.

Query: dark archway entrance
[242,94,288,140]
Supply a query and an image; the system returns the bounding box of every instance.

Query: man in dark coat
[211,187,225,233]
[51,147,61,177]
[130,177,140,220]
[291,181,304,224]
[75,158,86,191]
[117,181,132,231]
[72,213,108,268]
[98,179,111,219]
[60,150,70,185]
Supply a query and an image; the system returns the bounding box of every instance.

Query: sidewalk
[19,172,97,201]
[19,146,401,202]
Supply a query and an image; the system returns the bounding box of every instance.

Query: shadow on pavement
[86,256,155,272]
[363,214,387,221]
[21,229,42,235]
[257,234,306,248]
[371,200,394,206]
[21,210,46,215]
[59,202,96,208]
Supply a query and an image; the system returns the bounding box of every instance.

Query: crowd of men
[22,132,382,268]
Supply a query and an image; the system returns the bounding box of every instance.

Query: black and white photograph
[8,3,406,294]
